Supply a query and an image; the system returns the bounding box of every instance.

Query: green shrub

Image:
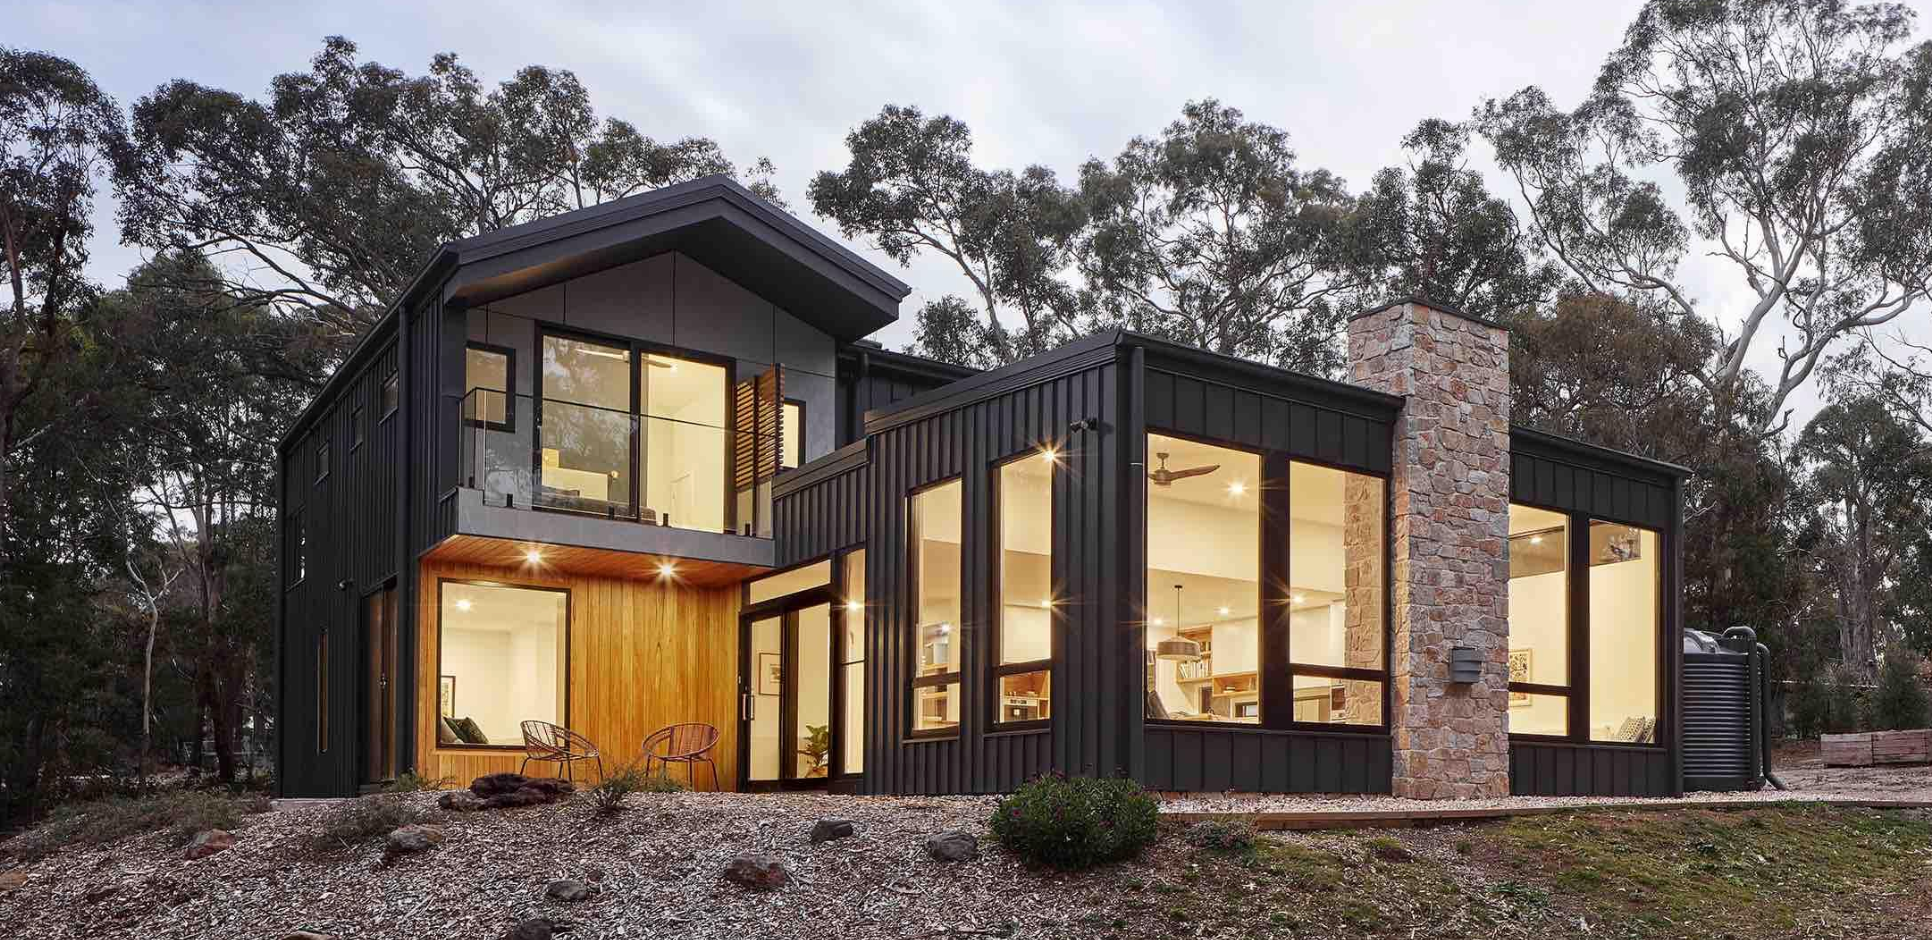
[4,788,271,862]
[1823,664,1867,733]
[586,762,663,815]
[1788,672,1830,739]
[1182,819,1254,852]
[989,774,1159,869]
[381,772,455,793]
[1870,652,1929,731]
[309,794,432,855]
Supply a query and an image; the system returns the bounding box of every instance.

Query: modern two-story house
[278,176,1688,800]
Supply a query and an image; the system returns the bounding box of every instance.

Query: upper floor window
[909,478,962,736]
[379,370,399,419]
[538,334,634,519]
[994,448,1054,726]
[641,351,728,532]
[289,511,306,585]
[781,400,804,469]
[314,439,330,484]
[351,405,366,450]
[465,343,514,431]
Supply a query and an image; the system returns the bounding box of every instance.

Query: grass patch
[3,788,271,862]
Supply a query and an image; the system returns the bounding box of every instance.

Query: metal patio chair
[641,722,722,791]
[519,720,604,782]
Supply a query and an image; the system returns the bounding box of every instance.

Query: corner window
[1145,434,1260,724]
[909,479,962,735]
[1589,521,1659,742]
[1508,504,1571,737]
[436,581,568,747]
[995,449,1055,726]
[464,343,514,432]
[380,371,399,419]
[1287,461,1387,727]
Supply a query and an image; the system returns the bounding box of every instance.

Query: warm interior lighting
[1291,593,1306,604]
[1040,599,1054,608]
[1530,534,1544,545]
[1226,480,1247,497]
[1217,606,1231,617]
[1040,446,1058,463]
[657,561,677,579]
[523,548,543,564]
[455,598,472,612]
[845,600,862,612]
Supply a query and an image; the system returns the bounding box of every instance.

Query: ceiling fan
[1148,452,1219,487]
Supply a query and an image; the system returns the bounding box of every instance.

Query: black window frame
[989,446,1055,732]
[906,475,964,741]
[1141,426,1394,735]
[350,404,366,451]
[779,397,807,470]
[431,577,573,751]
[1504,500,1667,749]
[463,341,517,433]
[379,370,399,421]
[314,437,331,485]
[288,510,306,586]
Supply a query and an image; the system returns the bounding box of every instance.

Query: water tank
[1682,646,1761,791]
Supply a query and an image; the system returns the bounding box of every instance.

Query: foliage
[1077,99,1361,375]
[1182,818,1255,852]
[1474,0,1932,432]
[309,794,433,854]
[113,36,782,347]
[798,723,831,777]
[3,787,270,862]
[1870,651,1929,731]
[809,104,1086,366]
[582,761,686,815]
[989,773,1159,870]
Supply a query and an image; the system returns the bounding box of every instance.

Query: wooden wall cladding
[414,556,742,789]
[1508,741,1673,797]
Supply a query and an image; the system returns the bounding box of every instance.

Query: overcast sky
[18,0,1932,423]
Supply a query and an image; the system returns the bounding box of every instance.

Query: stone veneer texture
[1345,300,1512,799]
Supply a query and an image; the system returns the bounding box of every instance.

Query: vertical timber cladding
[1134,347,1399,794]
[278,325,405,796]
[1507,429,1685,797]
[863,347,1122,795]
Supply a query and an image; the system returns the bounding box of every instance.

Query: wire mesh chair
[640,722,722,791]
[519,720,604,782]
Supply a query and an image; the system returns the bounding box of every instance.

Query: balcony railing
[455,389,775,538]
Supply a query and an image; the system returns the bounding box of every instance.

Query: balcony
[451,388,781,569]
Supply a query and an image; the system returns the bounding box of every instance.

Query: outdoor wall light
[523,548,543,564]
[1448,646,1484,684]
[657,561,677,579]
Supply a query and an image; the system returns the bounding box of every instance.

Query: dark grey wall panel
[1509,741,1673,797]
[774,461,870,567]
[1142,367,1394,475]
[1140,728,1392,793]
[1508,446,1673,530]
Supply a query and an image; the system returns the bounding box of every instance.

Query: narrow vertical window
[781,400,804,469]
[380,371,399,418]
[1144,434,1261,723]
[1507,504,1570,736]
[1588,521,1660,742]
[910,479,962,735]
[290,512,306,584]
[351,406,366,450]
[315,439,331,483]
[316,629,329,753]
[1286,461,1387,726]
[840,548,866,774]
[994,449,1054,726]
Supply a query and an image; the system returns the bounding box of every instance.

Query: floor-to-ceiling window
[539,334,633,517]
[994,449,1054,726]
[639,351,728,531]
[840,549,867,774]
[1589,521,1659,742]
[1507,504,1571,736]
[1144,435,1262,724]
[436,581,568,747]
[910,479,963,735]
[1287,461,1386,726]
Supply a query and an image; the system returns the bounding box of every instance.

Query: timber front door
[360,585,399,786]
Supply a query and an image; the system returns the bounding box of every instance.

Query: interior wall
[415,556,742,788]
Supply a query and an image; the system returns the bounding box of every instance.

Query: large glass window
[995,450,1054,725]
[640,352,728,532]
[1287,462,1386,726]
[782,401,803,469]
[840,549,866,774]
[437,581,568,747]
[465,344,513,430]
[1589,522,1659,742]
[910,480,962,735]
[1145,435,1261,724]
[1508,504,1570,737]
[746,559,830,606]
[539,335,633,517]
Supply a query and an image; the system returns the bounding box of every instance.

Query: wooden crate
[1872,729,1932,765]
[1822,732,1873,767]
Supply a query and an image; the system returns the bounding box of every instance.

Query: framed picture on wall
[1507,650,1532,705]
[439,675,456,718]
[758,652,782,696]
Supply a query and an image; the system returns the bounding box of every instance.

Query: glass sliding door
[740,601,834,789]
[537,333,634,518]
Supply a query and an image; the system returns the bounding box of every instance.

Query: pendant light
[1154,583,1201,661]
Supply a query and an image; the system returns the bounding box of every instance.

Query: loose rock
[384,824,444,857]
[544,878,594,902]
[183,829,235,860]
[469,773,532,797]
[721,851,789,890]
[280,932,336,940]
[501,917,555,940]
[809,818,855,843]
[0,870,26,890]
[437,791,486,812]
[925,829,979,862]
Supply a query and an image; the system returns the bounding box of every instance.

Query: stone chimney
[1345,298,1512,800]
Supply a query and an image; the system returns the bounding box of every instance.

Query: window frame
[780,398,806,470]
[314,436,331,485]
[835,547,867,778]
[351,405,366,451]
[1503,499,1666,749]
[905,475,965,741]
[464,341,517,433]
[316,628,329,753]
[1140,426,1394,735]
[379,370,399,421]
[431,577,573,751]
[989,447,1056,732]
[287,510,306,587]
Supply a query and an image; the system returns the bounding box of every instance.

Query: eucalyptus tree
[1076,99,1362,376]
[809,105,1087,366]
[114,36,781,350]
[1475,0,1932,433]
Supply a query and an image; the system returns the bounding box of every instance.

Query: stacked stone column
[1345,298,1511,799]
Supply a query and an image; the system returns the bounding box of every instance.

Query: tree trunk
[140,604,158,788]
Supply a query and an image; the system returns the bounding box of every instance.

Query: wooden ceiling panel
[422,534,767,588]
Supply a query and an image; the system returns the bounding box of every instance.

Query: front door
[359,585,399,785]
[741,601,833,789]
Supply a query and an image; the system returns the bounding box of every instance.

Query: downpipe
[1724,626,1787,791]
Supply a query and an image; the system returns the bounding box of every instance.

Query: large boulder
[810,818,856,843]
[470,773,534,797]
[544,878,595,902]
[183,829,236,860]
[924,830,979,862]
[721,852,790,890]
[437,791,486,812]
[470,773,574,808]
[384,824,445,858]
